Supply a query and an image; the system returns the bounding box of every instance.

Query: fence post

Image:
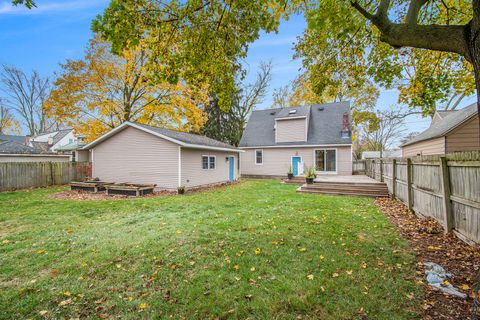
[439,157,454,232]
[379,159,383,182]
[49,162,55,186]
[406,158,413,211]
[391,159,396,199]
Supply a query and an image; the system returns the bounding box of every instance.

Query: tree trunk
[466,6,480,146]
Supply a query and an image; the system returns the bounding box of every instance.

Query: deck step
[297,180,389,198]
[303,184,387,190]
[297,187,389,198]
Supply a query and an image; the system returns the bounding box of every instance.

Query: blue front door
[292,157,302,176]
[228,156,235,182]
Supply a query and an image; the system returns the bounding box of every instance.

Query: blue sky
[0,0,476,146]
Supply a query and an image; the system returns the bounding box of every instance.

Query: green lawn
[0,180,419,319]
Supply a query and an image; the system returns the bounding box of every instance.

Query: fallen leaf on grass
[307,274,314,280]
[332,273,339,278]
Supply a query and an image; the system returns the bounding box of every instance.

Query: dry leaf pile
[375,197,480,320]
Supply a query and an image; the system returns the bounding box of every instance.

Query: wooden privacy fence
[0,162,91,192]
[352,160,366,174]
[361,151,480,244]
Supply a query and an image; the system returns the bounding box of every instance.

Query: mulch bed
[49,181,238,201]
[374,197,480,320]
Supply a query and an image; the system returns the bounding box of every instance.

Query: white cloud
[0,0,108,15]
[250,36,298,48]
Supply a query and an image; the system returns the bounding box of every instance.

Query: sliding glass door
[315,149,336,173]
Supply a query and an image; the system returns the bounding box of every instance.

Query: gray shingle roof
[402,103,479,147]
[0,134,26,144]
[239,102,352,147]
[0,141,40,154]
[133,122,238,150]
[52,129,72,145]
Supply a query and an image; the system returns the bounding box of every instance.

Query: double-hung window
[202,155,216,170]
[315,149,336,172]
[255,149,263,165]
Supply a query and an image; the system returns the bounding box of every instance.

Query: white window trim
[202,155,216,170]
[255,149,263,165]
[313,148,338,174]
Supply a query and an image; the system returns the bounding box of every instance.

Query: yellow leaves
[299,247,307,252]
[138,303,148,311]
[460,284,470,291]
[175,230,182,234]
[319,255,325,261]
[63,291,71,297]
[307,274,314,280]
[346,270,353,275]
[320,286,326,292]
[233,264,239,270]
[332,273,339,278]
[58,298,72,307]
[47,36,208,142]
[39,310,48,317]
[36,249,45,254]
[250,267,256,272]
[2,239,10,245]
[255,248,261,255]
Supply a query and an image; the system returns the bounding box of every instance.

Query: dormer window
[288,109,297,115]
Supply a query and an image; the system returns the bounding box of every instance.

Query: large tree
[0,65,55,136]
[343,0,479,119]
[0,100,19,134]
[91,0,293,112]
[295,2,475,117]
[201,61,272,146]
[46,36,208,141]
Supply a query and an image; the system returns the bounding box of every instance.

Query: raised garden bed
[105,183,156,197]
[70,180,112,193]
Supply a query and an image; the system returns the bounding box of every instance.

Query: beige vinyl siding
[276,118,307,143]
[240,146,352,176]
[92,126,179,189]
[181,148,237,188]
[402,137,445,157]
[446,116,480,152]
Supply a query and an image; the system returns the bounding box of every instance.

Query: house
[239,102,353,178]
[28,129,77,153]
[402,103,479,157]
[0,140,70,162]
[80,121,241,190]
[0,134,27,144]
[361,150,402,159]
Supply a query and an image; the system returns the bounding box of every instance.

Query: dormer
[274,106,310,143]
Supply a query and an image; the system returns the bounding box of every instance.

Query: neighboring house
[402,103,479,157]
[361,150,402,159]
[0,134,27,144]
[0,141,70,162]
[80,121,241,190]
[239,102,353,178]
[29,129,77,153]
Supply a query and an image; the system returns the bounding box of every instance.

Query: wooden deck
[297,175,389,198]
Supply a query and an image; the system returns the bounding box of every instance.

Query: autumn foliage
[46,36,208,142]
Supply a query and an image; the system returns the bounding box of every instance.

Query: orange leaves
[47,35,209,142]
